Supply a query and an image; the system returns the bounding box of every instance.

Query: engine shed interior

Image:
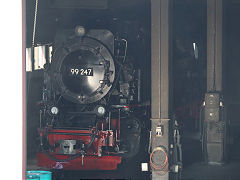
[25,0,240,180]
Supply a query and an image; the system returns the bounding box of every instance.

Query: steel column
[207,0,223,92]
[151,0,171,179]
[204,0,226,164]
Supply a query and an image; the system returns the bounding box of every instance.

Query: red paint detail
[47,129,93,146]
[37,128,121,170]
[101,122,104,130]
[108,131,114,146]
[110,119,118,129]
[37,153,122,170]
[47,129,114,156]
[37,119,123,170]
[117,112,120,142]
[123,104,141,109]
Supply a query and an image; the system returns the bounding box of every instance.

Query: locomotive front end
[36,28,142,171]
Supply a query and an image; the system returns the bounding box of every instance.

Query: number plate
[69,68,93,76]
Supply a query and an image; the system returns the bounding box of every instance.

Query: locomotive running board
[37,153,122,170]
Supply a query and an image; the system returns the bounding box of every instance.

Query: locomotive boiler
[36,27,144,170]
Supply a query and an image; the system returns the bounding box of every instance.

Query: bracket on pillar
[150,118,170,179]
[202,92,227,164]
[151,118,170,149]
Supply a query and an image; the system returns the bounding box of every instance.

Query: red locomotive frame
[37,120,122,170]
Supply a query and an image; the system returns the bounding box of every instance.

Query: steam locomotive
[36,27,145,170]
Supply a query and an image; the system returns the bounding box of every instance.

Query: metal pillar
[151,0,171,179]
[204,0,226,164]
[207,0,223,92]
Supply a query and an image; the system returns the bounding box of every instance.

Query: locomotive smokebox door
[51,29,115,104]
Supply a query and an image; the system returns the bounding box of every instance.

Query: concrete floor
[181,132,240,180]
[27,157,150,180]
[27,157,240,180]
[182,162,240,180]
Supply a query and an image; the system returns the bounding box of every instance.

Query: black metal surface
[49,0,108,9]
[47,132,93,136]
[51,29,115,104]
